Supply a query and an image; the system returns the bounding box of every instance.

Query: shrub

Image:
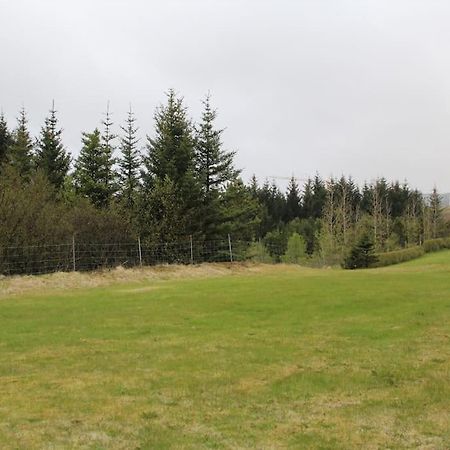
[343,234,378,269]
[245,241,273,263]
[372,246,425,268]
[281,233,306,264]
[423,238,450,253]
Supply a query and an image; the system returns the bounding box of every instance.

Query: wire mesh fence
[0,237,284,276]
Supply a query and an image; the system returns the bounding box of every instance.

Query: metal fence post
[190,235,194,265]
[228,234,233,263]
[72,234,76,272]
[138,236,143,267]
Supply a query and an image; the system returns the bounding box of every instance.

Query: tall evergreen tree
[141,90,201,240]
[35,102,70,190]
[118,107,140,210]
[7,107,34,178]
[143,90,195,186]
[284,176,302,221]
[74,129,116,208]
[100,102,117,197]
[195,93,239,193]
[311,175,327,218]
[194,94,240,239]
[0,112,12,170]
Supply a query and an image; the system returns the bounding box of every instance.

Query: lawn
[0,253,449,449]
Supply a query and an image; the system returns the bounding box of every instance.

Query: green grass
[1,253,450,449]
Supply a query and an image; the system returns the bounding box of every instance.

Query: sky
[1,0,450,193]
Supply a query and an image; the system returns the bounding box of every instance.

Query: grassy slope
[0,254,449,449]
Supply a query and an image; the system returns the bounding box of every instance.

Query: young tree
[282,233,306,264]
[7,107,34,179]
[74,129,116,208]
[118,107,140,210]
[35,102,70,190]
[343,233,378,269]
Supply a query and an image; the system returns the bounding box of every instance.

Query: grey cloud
[1,0,449,192]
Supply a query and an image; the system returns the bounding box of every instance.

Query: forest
[0,90,448,273]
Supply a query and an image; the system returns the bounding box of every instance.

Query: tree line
[0,90,447,267]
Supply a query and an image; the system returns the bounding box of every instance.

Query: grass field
[0,253,449,449]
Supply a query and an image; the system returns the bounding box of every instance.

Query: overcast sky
[1,0,450,192]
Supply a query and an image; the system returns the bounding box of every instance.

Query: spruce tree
[284,176,301,222]
[141,90,201,240]
[143,90,195,186]
[101,103,117,197]
[118,107,141,210]
[0,112,12,170]
[74,129,116,208]
[195,94,240,240]
[8,107,34,178]
[195,93,239,193]
[344,234,378,269]
[35,102,70,190]
[311,175,327,218]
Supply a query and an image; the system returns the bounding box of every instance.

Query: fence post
[228,234,233,263]
[190,235,194,265]
[138,236,143,267]
[72,234,76,272]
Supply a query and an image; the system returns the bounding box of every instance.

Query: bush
[423,238,450,253]
[372,246,425,268]
[263,229,288,261]
[281,233,306,264]
[245,241,273,263]
[343,234,378,269]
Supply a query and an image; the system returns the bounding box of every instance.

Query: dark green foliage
[344,234,378,269]
[263,229,288,261]
[74,129,116,208]
[286,217,320,255]
[302,175,327,219]
[139,176,185,244]
[7,108,34,178]
[195,94,241,240]
[254,180,286,236]
[195,94,239,194]
[143,90,195,186]
[35,103,70,190]
[141,90,201,240]
[284,177,301,222]
[0,113,12,170]
[118,107,141,211]
[219,179,261,241]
